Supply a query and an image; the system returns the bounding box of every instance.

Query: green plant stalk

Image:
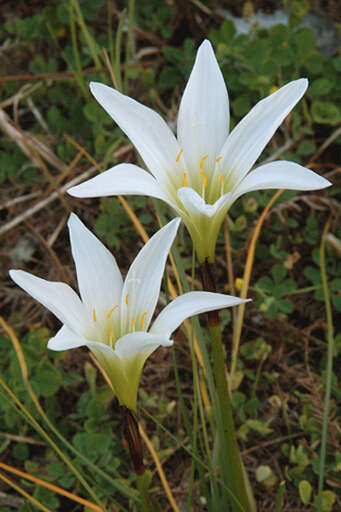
[317,217,334,511]
[124,0,135,93]
[137,472,154,512]
[69,2,89,99]
[200,261,256,512]
[114,8,126,92]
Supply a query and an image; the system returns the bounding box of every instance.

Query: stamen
[130,318,136,330]
[92,308,97,323]
[176,148,183,162]
[200,170,207,188]
[219,174,225,195]
[216,156,222,163]
[140,312,147,328]
[183,172,187,187]
[108,327,114,347]
[200,155,209,168]
[107,305,119,318]
[125,294,129,305]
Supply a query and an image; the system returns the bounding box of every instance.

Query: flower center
[176,149,225,203]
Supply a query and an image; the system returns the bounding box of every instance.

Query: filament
[140,312,147,328]
[107,305,119,318]
[200,155,209,168]
[176,148,183,162]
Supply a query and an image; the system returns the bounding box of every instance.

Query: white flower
[68,40,331,263]
[9,214,247,411]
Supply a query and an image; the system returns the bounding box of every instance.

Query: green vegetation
[0,1,340,510]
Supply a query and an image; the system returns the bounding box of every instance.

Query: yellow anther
[183,172,187,187]
[130,318,136,329]
[107,305,119,318]
[235,278,243,292]
[200,155,209,168]
[108,327,114,340]
[92,308,97,322]
[125,294,129,305]
[200,170,207,188]
[176,148,183,162]
[140,312,147,328]
[216,156,222,162]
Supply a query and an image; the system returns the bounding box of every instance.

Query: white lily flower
[9,214,247,411]
[68,40,331,263]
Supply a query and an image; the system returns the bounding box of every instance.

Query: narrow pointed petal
[48,325,87,351]
[68,164,168,201]
[115,332,172,359]
[177,40,229,172]
[220,79,308,187]
[232,161,332,200]
[68,214,123,320]
[89,82,180,181]
[178,187,232,218]
[120,218,181,332]
[151,292,248,337]
[9,270,87,334]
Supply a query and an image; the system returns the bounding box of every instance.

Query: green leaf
[272,263,287,285]
[278,299,294,314]
[310,78,332,97]
[220,19,236,44]
[297,140,316,155]
[257,276,274,293]
[299,480,312,504]
[311,101,341,125]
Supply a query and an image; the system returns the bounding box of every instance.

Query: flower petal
[115,331,173,360]
[178,187,232,218]
[68,163,169,202]
[151,291,248,338]
[219,79,308,187]
[120,218,181,332]
[89,82,180,182]
[9,269,87,335]
[232,161,332,200]
[68,214,123,321]
[177,40,229,173]
[48,325,87,351]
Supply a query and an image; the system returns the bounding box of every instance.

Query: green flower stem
[137,472,154,512]
[200,260,256,512]
[317,217,334,511]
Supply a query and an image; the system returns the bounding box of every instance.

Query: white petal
[177,40,229,173]
[68,164,168,201]
[220,79,308,187]
[151,292,248,337]
[89,82,180,181]
[115,331,172,359]
[232,161,332,200]
[178,187,232,218]
[68,214,123,320]
[48,325,87,351]
[9,269,87,334]
[120,218,181,332]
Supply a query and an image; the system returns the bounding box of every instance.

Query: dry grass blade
[0,471,52,512]
[90,354,180,512]
[0,462,103,512]
[230,189,284,387]
[0,107,67,172]
[139,425,180,512]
